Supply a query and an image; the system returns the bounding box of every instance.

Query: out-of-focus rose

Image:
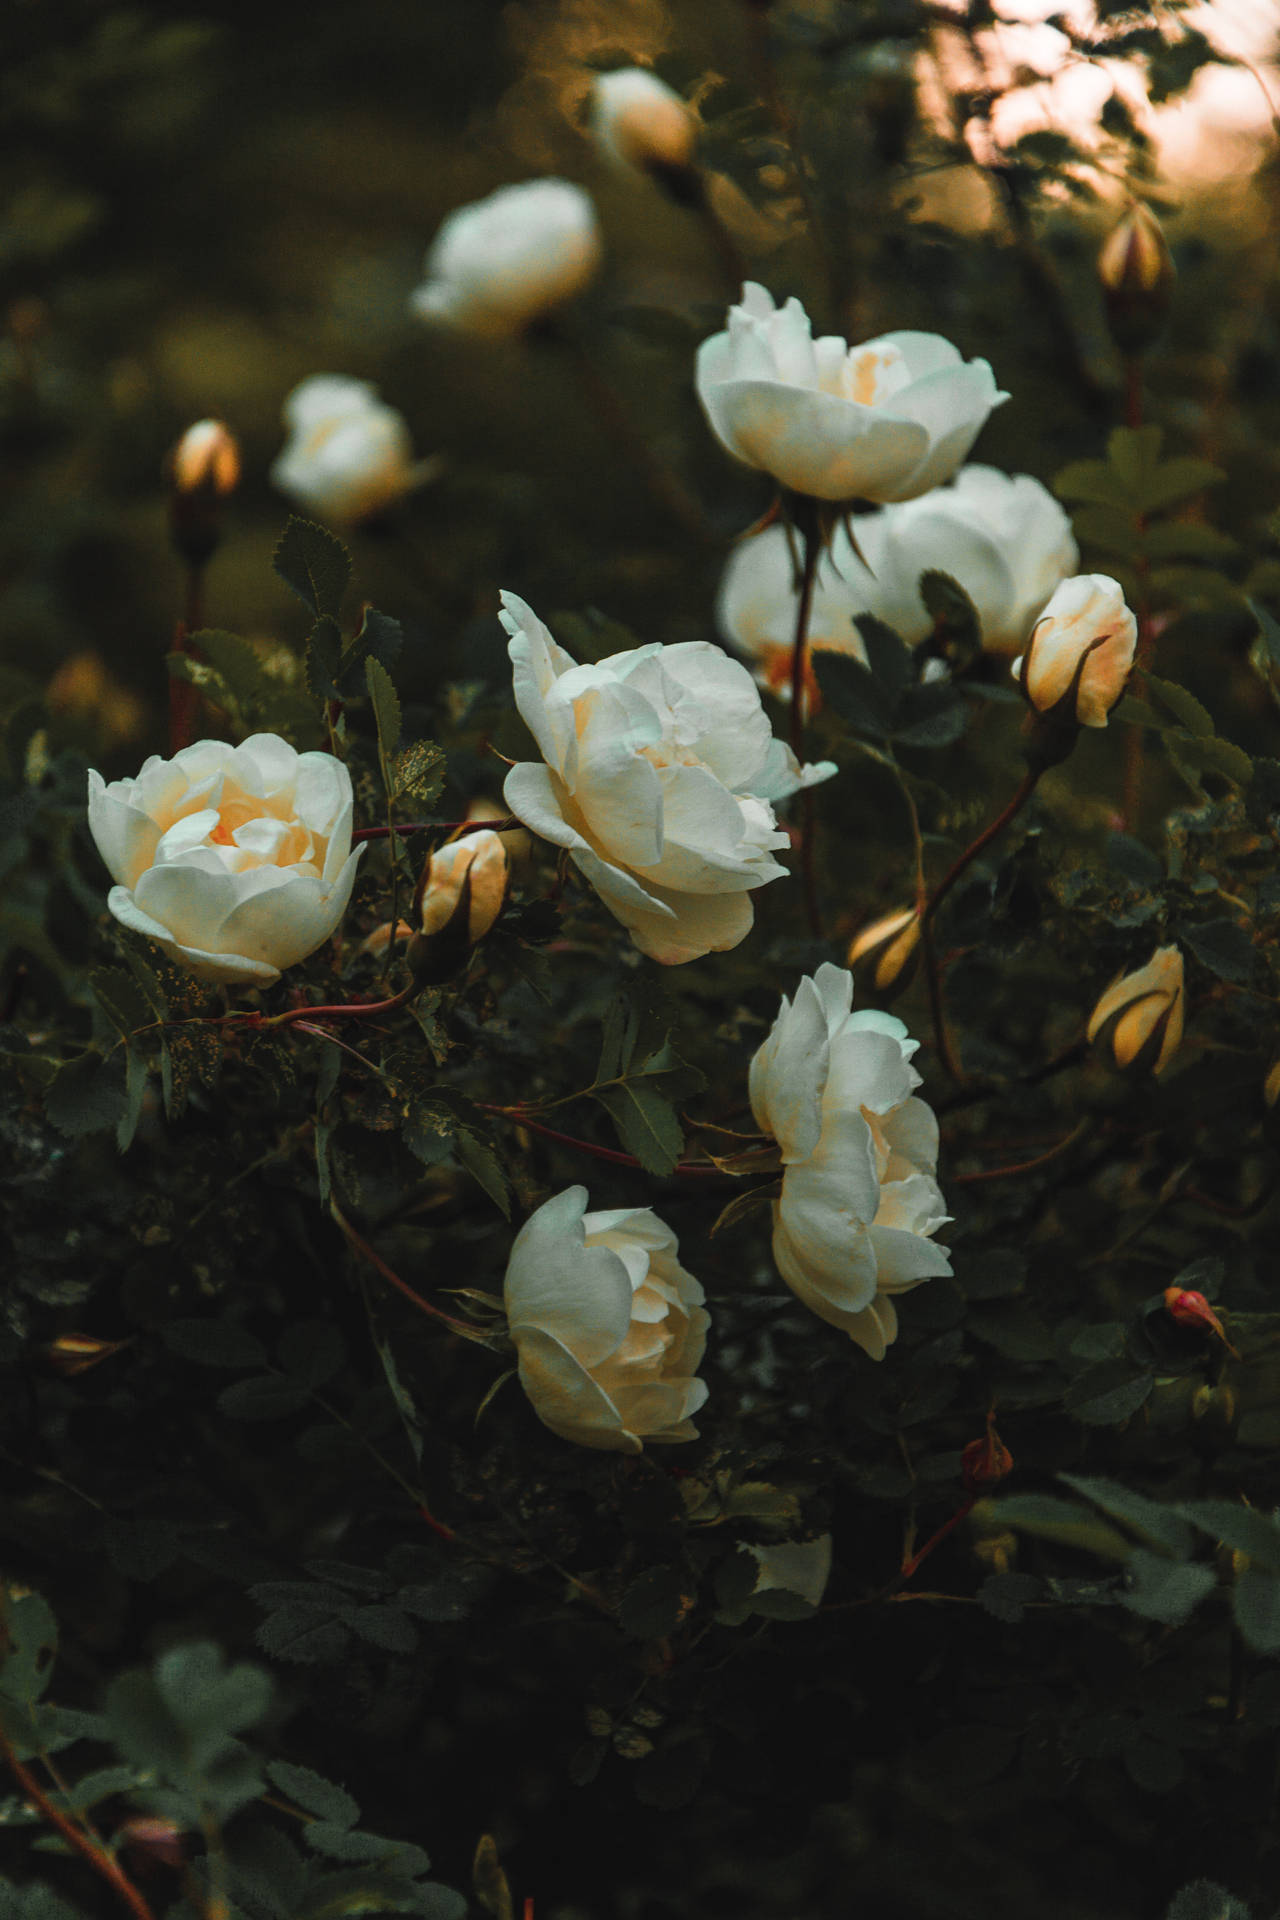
[749,962,951,1359]
[500,592,834,965]
[589,68,698,174]
[46,652,146,749]
[410,180,602,340]
[419,830,509,941]
[503,1186,709,1453]
[1013,574,1136,728]
[1097,202,1175,355]
[170,419,240,498]
[847,906,921,994]
[271,376,433,526]
[87,734,362,987]
[696,283,1007,504]
[1087,943,1183,1074]
[718,468,1077,686]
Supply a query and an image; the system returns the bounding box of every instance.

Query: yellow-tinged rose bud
[46,1332,131,1376]
[1264,1059,1280,1108]
[589,69,699,184]
[847,906,920,993]
[1097,203,1175,355]
[407,830,509,984]
[170,419,241,498]
[1013,574,1136,734]
[1087,943,1184,1075]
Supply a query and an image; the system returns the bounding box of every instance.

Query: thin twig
[0,1729,157,1920]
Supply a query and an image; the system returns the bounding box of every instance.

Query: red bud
[1163,1287,1239,1358]
[961,1416,1014,1490]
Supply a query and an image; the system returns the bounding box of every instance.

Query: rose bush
[270,375,429,525]
[87,734,362,987]
[500,591,833,964]
[1013,573,1137,726]
[410,179,602,339]
[749,963,951,1359]
[695,282,1007,503]
[503,1186,709,1453]
[718,466,1077,683]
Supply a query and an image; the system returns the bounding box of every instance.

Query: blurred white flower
[410,179,602,339]
[87,735,362,988]
[718,467,1077,687]
[504,1186,709,1453]
[1013,573,1136,727]
[589,68,698,173]
[696,283,1007,503]
[500,592,834,965]
[271,376,433,526]
[749,963,951,1359]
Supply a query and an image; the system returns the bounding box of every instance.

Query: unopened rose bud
[46,1333,131,1377]
[847,906,920,993]
[119,1817,188,1872]
[961,1415,1013,1490]
[590,69,700,200]
[1087,944,1183,1075]
[1013,575,1136,746]
[1264,1058,1280,1108]
[1164,1286,1239,1358]
[407,830,509,984]
[1098,203,1175,356]
[167,419,240,568]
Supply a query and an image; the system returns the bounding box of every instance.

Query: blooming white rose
[590,69,698,174]
[499,592,834,965]
[696,283,1007,504]
[718,467,1078,689]
[271,376,432,526]
[410,180,602,340]
[419,830,508,941]
[87,734,362,987]
[749,963,951,1359]
[1012,573,1136,728]
[503,1186,709,1453]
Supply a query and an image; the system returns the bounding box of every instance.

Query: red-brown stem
[483,1106,725,1177]
[352,817,513,845]
[1121,352,1154,827]
[951,1119,1088,1185]
[258,981,419,1029]
[167,562,205,755]
[922,768,1040,931]
[918,914,964,1083]
[899,1497,976,1581]
[788,508,824,938]
[0,1731,156,1920]
[329,1199,479,1337]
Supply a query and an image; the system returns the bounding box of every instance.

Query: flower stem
[899,1497,976,1581]
[1121,352,1155,828]
[329,1198,481,1337]
[482,1106,725,1177]
[167,561,205,755]
[256,980,420,1029]
[789,503,824,939]
[0,1728,157,1920]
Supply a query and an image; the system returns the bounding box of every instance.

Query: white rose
[1012,573,1136,727]
[271,376,432,526]
[718,466,1077,682]
[499,592,835,965]
[410,180,602,340]
[589,69,698,174]
[749,962,951,1359]
[503,1186,709,1453]
[696,283,1008,504]
[419,830,509,942]
[87,734,362,988]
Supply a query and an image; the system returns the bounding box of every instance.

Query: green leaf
[1144,673,1215,737]
[1053,458,1133,510]
[1233,1569,1280,1653]
[1166,1882,1252,1920]
[390,740,446,810]
[307,616,343,703]
[44,1051,125,1136]
[1248,597,1280,672]
[619,1566,693,1640]
[0,1591,57,1707]
[163,1319,269,1369]
[1107,425,1164,498]
[1180,1501,1280,1572]
[856,615,912,699]
[279,1321,345,1390]
[336,606,403,695]
[594,1082,683,1177]
[453,1128,511,1219]
[89,965,154,1040]
[919,570,981,654]
[255,1610,352,1666]
[117,1044,149,1153]
[1175,733,1253,787]
[265,1760,359,1828]
[1142,522,1237,563]
[1180,918,1254,983]
[1058,1474,1194,1557]
[1121,1550,1216,1626]
[366,655,402,770]
[989,1494,1132,1561]
[892,681,968,750]
[814,649,895,737]
[976,1573,1043,1624]
[349,1605,418,1653]
[1139,457,1226,513]
[1062,1362,1154,1427]
[217,1375,312,1422]
[1070,503,1141,558]
[275,517,352,620]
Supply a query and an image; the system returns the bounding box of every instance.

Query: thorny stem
[482,1106,726,1177]
[789,503,824,939]
[329,1198,482,1338]
[0,1728,157,1920]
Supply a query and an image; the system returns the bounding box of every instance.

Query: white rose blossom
[500,593,834,965]
[749,963,951,1359]
[271,376,434,526]
[696,283,1008,504]
[717,466,1079,694]
[1012,573,1137,728]
[87,734,362,988]
[589,69,698,174]
[503,1186,709,1453]
[410,179,602,340]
